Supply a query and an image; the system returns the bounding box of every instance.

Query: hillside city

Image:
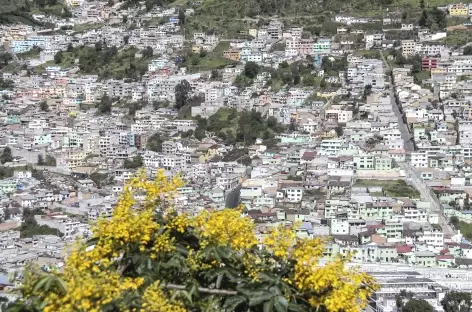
[5,0,472,311]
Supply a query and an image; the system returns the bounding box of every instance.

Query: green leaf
[180,290,193,304]
[185,280,199,297]
[248,290,274,306]
[223,295,246,311]
[258,272,279,283]
[86,237,98,247]
[288,303,306,312]
[205,267,232,283]
[216,273,224,289]
[33,276,48,293]
[55,276,68,295]
[175,244,189,256]
[274,296,288,312]
[269,286,282,296]
[263,299,274,312]
[44,276,53,292]
[161,256,182,269]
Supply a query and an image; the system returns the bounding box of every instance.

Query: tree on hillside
[123,155,143,169]
[54,50,63,64]
[244,61,260,79]
[146,133,164,152]
[450,216,459,228]
[96,94,112,114]
[464,46,472,55]
[89,171,112,189]
[142,46,153,58]
[0,147,13,164]
[39,100,49,111]
[0,53,13,70]
[402,299,434,312]
[35,0,46,7]
[37,154,44,165]
[12,170,378,312]
[0,78,14,90]
[174,79,191,109]
[320,78,327,89]
[45,155,56,166]
[363,84,373,99]
[178,8,185,24]
[441,291,472,312]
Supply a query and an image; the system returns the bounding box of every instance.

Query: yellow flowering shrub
[263,224,297,259]
[14,169,378,312]
[141,281,186,312]
[193,205,257,250]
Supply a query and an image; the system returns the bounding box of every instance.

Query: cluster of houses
[3,0,472,309]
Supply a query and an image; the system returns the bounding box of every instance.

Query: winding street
[380,49,454,236]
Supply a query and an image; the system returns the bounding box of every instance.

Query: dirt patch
[447,25,469,31]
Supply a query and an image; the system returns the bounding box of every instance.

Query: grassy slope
[181,0,465,36]
[0,0,66,25]
[355,179,421,198]
[0,0,27,13]
[183,41,237,73]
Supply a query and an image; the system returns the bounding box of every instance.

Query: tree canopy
[175,79,191,109]
[0,147,13,164]
[96,94,112,115]
[12,170,378,312]
[123,155,143,169]
[464,46,472,56]
[0,78,14,90]
[441,291,472,312]
[194,108,285,145]
[402,299,434,312]
[19,208,60,238]
[146,133,164,152]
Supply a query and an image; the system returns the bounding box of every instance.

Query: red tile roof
[396,245,413,253]
[302,151,316,161]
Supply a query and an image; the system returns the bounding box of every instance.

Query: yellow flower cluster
[43,271,144,312]
[93,170,183,254]
[141,281,186,312]
[150,232,175,259]
[193,207,257,250]
[292,240,378,312]
[167,214,191,233]
[262,224,296,259]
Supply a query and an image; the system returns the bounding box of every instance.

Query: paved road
[379,49,414,152]
[400,163,454,236]
[380,50,454,236]
[388,91,415,152]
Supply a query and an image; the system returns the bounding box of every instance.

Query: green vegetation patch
[50,45,154,80]
[355,179,421,198]
[413,70,431,85]
[17,46,42,59]
[453,220,472,240]
[72,22,103,34]
[438,31,472,48]
[0,0,70,25]
[194,108,286,146]
[183,41,238,73]
[19,208,63,238]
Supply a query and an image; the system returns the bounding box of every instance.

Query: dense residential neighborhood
[4,0,472,310]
